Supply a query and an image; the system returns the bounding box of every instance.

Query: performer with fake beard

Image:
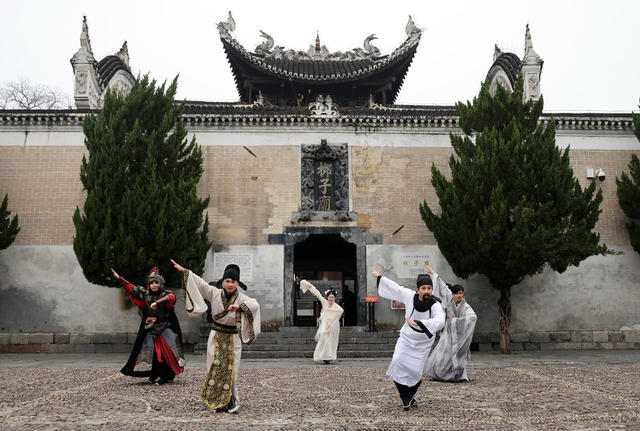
[111,267,185,385]
[171,259,260,414]
[371,267,445,411]
[299,280,344,364]
[424,265,477,382]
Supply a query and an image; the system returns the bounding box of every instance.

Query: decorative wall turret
[69,17,135,109]
[70,16,101,109]
[485,24,543,102]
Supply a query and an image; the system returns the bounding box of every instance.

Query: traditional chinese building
[1,14,639,352]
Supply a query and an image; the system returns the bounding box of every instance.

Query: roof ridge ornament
[217,11,236,40]
[522,24,542,65]
[117,41,130,68]
[493,44,503,61]
[71,15,95,65]
[308,95,339,117]
[255,30,274,56]
[364,34,381,57]
[220,11,418,61]
[405,15,422,39]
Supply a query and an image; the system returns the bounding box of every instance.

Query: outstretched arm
[372,267,414,304]
[111,268,145,308]
[425,264,453,306]
[299,280,326,304]
[171,258,215,314]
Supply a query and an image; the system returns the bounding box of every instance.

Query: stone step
[199,327,399,339]
[241,350,394,359]
[194,327,400,355]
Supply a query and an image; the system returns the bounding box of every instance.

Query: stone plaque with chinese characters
[313,160,336,210]
[213,253,253,282]
[395,254,431,278]
[292,139,356,222]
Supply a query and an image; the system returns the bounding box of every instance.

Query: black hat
[449,284,464,294]
[416,274,432,288]
[214,264,247,290]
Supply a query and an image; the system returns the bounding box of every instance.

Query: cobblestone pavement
[1,352,639,430]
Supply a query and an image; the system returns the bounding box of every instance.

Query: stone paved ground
[1,352,639,430]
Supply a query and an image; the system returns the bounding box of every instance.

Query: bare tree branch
[0,78,72,110]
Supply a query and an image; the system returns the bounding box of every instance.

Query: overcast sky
[1,0,638,113]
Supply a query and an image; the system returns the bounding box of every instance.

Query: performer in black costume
[111,267,185,384]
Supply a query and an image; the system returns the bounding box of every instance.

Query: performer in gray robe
[425,267,477,382]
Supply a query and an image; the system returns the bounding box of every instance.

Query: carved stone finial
[522,24,542,64]
[81,16,93,55]
[71,15,95,66]
[117,41,130,68]
[405,15,421,38]
[493,44,503,62]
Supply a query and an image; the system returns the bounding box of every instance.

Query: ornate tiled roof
[221,34,420,83]
[216,13,423,105]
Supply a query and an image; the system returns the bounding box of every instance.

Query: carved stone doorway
[293,234,357,326]
[269,226,382,327]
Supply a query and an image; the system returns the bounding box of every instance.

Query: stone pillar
[521,24,543,102]
[70,16,102,109]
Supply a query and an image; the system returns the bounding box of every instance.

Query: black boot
[226,394,239,414]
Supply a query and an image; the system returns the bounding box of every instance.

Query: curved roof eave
[220,33,421,85]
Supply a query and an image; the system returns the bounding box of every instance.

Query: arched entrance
[269,226,382,327]
[293,234,357,326]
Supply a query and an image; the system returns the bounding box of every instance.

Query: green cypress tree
[420,77,612,353]
[0,194,20,250]
[615,107,640,254]
[73,75,210,287]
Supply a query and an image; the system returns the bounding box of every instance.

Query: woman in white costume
[299,280,344,363]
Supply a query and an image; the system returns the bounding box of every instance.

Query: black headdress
[213,264,247,290]
[415,274,432,288]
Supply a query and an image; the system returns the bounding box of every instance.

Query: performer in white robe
[171,259,260,414]
[299,280,344,363]
[425,267,477,382]
[371,267,445,410]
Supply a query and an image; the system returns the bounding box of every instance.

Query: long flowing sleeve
[451,303,477,356]
[239,296,261,344]
[431,273,452,310]
[182,269,216,316]
[300,280,328,308]
[377,276,414,304]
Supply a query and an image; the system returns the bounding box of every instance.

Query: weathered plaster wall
[366,245,640,332]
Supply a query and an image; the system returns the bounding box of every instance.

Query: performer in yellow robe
[171,259,260,414]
